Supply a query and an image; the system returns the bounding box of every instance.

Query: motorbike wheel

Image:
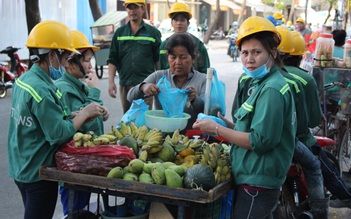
[95,64,103,79]
[338,129,350,176]
[0,86,7,98]
[273,185,297,219]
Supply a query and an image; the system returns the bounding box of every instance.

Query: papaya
[156,143,175,162]
[139,173,154,184]
[128,159,144,174]
[106,166,123,179]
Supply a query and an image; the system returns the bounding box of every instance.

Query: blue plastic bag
[156,76,189,118]
[117,99,149,128]
[197,113,227,127]
[208,69,226,116]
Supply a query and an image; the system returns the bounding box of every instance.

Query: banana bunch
[72,131,117,147]
[214,156,232,184]
[110,122,141,139]
[140,129,164,154]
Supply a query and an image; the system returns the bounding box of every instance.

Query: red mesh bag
[55,141,136,176]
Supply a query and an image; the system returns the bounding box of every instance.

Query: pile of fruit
[71,122,232,191]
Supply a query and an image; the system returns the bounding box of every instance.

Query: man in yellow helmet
[273,12,284,26]
[107,0,161,113]
[296,17,312,47]
[158,2,210,73]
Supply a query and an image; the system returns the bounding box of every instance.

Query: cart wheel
[95,64,103,79]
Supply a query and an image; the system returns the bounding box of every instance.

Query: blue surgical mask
[242,59,271,79]
[49,53,65,80]
[277,20,282,25]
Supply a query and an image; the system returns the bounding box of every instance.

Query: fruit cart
[90,11,128,79]
[39,165,233,219]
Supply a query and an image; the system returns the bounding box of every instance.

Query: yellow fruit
[178,148,195,158]
[183,155,198,167]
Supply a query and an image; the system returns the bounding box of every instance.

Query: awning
[91,11,128,28]
[202,0,241,11]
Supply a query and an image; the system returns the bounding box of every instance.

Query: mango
[165,169,183,188]
[128,159,144,174]
[119,136,138,155]
[123,172,139,181]
[106,166,124,179]
[142,162,155,174]
[139,173,154,184]
[156,144,175,162]
[161,162,176,169]
[151,163,166,185]
[167,165,186,176]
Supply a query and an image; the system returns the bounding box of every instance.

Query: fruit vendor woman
[127,32,206,131]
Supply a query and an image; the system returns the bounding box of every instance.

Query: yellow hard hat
[287,20,292,26]
[26,20,79,54]
[273,12,283,20]
[276,26,294,54]
[71,30,99,51]
[290,31,306,56]
[123,0,145,7]
[168,2,192,19]
[236,16,280,47]
[296,17,305,24]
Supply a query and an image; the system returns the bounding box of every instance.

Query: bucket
[101,211,148,219]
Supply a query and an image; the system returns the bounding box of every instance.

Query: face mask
[242,58,271,79]
[277,20,282,25]
[49,53,65,80]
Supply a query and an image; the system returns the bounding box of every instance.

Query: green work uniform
[232,66,297,189]
[107,20,161,86]
[285,65,322,147]
[55,73,104,136]
[158,34,210,74]
[8,64,76,183]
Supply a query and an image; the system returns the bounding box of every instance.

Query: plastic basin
[144,110,191,133]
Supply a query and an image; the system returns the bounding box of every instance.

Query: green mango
[165,169,183,188]
[128,159,144,174]
[161,161,176,169]
[142,162,155,174]
[123,172,139,181]
[167,165,186,176]
[106,166,124,179]
[151,163,166,185]
[139,173,154,184]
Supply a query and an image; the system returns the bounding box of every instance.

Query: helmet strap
[73,55,88,78]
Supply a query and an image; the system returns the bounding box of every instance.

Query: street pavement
[1,39,351,218]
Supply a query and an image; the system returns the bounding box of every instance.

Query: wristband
[215,124,219,136]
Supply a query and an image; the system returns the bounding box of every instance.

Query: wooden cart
[39,165,233,219]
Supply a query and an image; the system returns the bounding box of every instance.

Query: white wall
[0,0,77,62]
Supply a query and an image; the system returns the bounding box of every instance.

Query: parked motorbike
[274,136,339,218]
[210,28,225,40]
[0,46,27,98]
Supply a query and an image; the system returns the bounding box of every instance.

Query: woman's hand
[140,83,159,96]
[80,102,105,122]
[185,85,196,102]
[217,112,235,129]
[85,70,99,88]
[193,119,218,135]
[101,105,109,121]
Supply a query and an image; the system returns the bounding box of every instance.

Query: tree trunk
[324,3,333,25]
[237,0,246,24]
[288,0,296,23]
[25,0,41,68]
[89,0,103,21]
[25,0,41,35]
[203,0,222,44]
[304,0,309,23]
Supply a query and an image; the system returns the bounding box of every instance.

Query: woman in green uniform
[7,21,106,219]
[55,30,109,216]
[193,16,296,218]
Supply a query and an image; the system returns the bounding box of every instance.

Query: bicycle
[313,81,351,176]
